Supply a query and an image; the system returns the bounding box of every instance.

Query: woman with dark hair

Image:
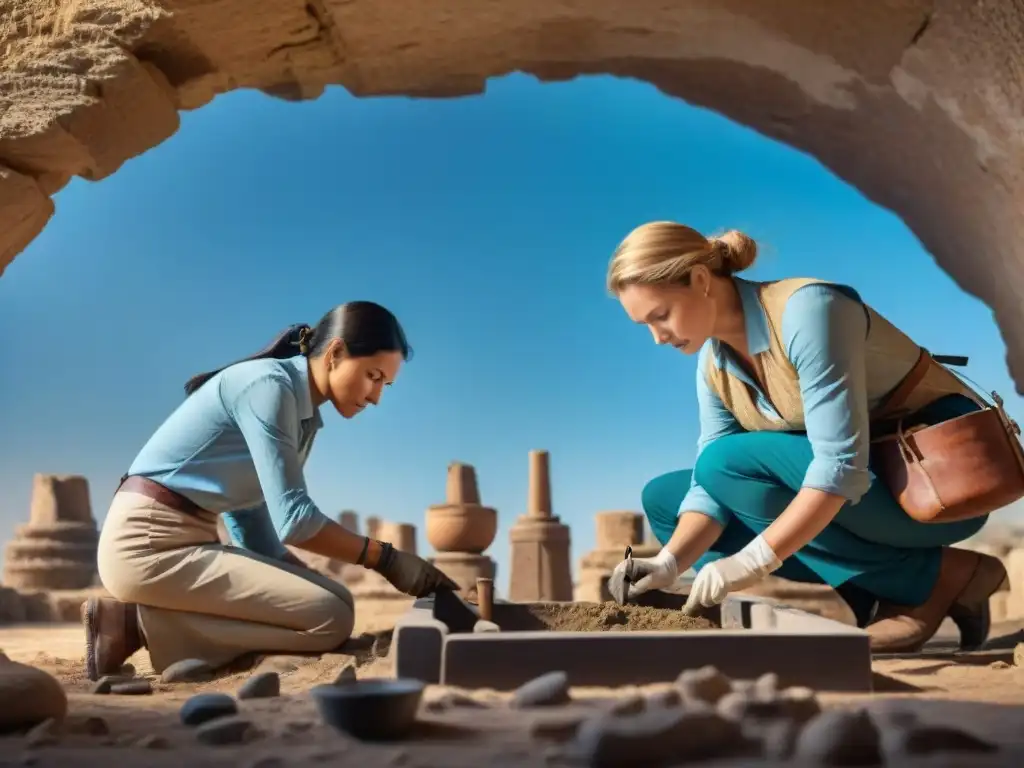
[83,302,456,680]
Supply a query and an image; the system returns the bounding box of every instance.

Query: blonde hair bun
[708,230,758,275]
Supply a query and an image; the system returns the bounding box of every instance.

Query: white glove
[608,548,679,604]
[684,535,782,612]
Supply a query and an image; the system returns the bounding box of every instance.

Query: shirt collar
[278,354,323,429]
[709,278,771,387]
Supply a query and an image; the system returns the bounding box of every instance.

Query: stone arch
[2,1,1023,384]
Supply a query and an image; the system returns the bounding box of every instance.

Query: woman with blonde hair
[606,221,1011,653]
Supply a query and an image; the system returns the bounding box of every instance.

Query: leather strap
[875,348,934,420]
[116,475,208,517]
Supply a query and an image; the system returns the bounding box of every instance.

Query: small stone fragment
[77,716,110,736]
[0,655,68,733]
[1014,643,1024,667]
[570,707,742,765]
[753,672,779,698]
[180,693,239,727]
[136,734,171,749]
[90,675,135,695]
[110,680,152,695]
[332,665,357,686]
[238,672,280,700]
[196,715,254,746]
[530,713,587,742]
[25,719,58,748]
[119,664,136,677]
[778,686,821,724]
[161,658,215,684]
[473,620,500,633]
[676,665,732,704]
[884,724,998,757]
[512,671,571,708]
[795,708,882,765]
[645,688,682,708]
[607,694,645,716]
[424,691,488,712]
[990,660,1011,670]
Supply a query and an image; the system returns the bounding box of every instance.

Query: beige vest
[705,278,971,432]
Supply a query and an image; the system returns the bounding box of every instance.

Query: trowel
[609,546,635,606]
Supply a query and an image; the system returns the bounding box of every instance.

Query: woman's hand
[373,547,459,598]
[683,535,782,612]
[608,549,679,604]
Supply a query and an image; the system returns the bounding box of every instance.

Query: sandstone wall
[1,1,1024,385]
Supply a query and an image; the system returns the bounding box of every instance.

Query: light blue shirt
[128,354,329,556]
[681,280,884,526]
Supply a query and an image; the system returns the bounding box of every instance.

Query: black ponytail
[183,323,311,396]
[183,302,411,397]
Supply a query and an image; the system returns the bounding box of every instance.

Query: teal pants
[643,398,987,626]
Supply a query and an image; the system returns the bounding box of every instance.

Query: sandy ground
[1,594,1024,766]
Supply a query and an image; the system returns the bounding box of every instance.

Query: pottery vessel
[426,503,497,554]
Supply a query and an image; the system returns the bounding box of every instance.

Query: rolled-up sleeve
[223,373,330,544]
[782,284,872,504]
[679,345,745,525]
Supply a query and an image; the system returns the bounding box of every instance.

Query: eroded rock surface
[2,1,1023,384]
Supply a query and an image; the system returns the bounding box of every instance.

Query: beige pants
[97,491,355,672]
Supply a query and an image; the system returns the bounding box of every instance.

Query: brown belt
[116,474,209,517]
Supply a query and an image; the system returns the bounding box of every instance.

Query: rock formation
[425,462,498,593]
[2,4,1024,389]
[575,511,660,603]
[508,450,573,602]
[2,474,98,590]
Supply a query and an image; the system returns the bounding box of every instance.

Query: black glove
[373,542,459,598]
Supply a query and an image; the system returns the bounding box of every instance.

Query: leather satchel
[871,350,1024,523]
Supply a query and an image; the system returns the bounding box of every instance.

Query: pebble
[196,715,254,746]
[24,719,58,748]
[570,707,742,765]
[883,723,998,757]
[238,672,280,700]
[136,734,171,749]
[473,620,501,633]
[424,691,488,713]
[90,675,136,695]
[990,660,1011,670]
[753,672,779,699]
[795,708,882,765]
[607,694,645,716]
[676,665,732,704]
[180,693,239,726]
[110,680,153,696]
[161,659,215,684]
[530,713,588,743]
[333,665,357,686]
[0,654,67,733]
[644,688,682,708]
[512,671,571,708]
[717,685,821,724]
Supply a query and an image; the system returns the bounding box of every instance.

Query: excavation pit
[393,590,871,692]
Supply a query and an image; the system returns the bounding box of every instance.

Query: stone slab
[394,591,871,692]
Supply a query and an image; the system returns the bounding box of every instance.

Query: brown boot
[82,598,144,681]
[867,548,1009,655]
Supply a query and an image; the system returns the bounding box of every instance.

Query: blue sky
[1,73,1020,592]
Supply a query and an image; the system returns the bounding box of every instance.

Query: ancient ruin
[508,450,573,602]
[575,510,661,603]
[425,462,498,593]
[2,4,1024,390]
[2,474,99,591]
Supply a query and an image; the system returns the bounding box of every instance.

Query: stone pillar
[338,510,359,533]
[365,516,381,540]
[426,462,498,593]
[508,450,573,602]
[575,511,659,603]
[3,474,99,590]
[377,522,417,555]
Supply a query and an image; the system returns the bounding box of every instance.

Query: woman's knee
[306,592,356,648]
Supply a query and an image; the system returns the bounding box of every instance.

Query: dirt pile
[497,602,718,633]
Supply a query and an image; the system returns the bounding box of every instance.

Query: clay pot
[0,653,67,733]
[426,504,497,554]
